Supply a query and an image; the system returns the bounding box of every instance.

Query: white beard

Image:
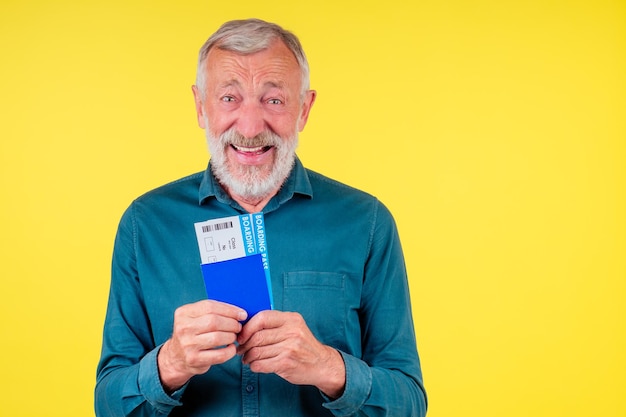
[205,124,299,201]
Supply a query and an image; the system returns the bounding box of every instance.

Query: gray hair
[196,19,310,99]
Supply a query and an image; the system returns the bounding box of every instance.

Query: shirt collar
[198,156,313,210]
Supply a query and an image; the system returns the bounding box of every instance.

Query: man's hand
[158,300,248,393]
[236,310,346,399]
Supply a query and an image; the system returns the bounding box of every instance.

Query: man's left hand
[236,310,346,399]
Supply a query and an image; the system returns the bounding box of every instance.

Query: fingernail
[238,310,248,321]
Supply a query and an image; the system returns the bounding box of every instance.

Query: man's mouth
[231,144,274,155]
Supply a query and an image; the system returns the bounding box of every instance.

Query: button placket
[242,364,259,417]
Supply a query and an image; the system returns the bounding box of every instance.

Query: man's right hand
[157,300,248,393]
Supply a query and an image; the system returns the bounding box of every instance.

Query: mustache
[220,129,283,149]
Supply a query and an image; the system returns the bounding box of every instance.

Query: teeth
[233,145,267,153]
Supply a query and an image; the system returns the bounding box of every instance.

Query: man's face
[193,40,315,201]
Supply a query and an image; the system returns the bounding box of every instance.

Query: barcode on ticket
[201,221,234,233]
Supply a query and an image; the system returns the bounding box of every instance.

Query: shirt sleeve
[323,201,428,417]
[95,204,185,417]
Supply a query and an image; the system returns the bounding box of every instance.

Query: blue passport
[194,213,273,320]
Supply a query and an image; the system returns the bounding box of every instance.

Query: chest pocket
[282,271,346,347]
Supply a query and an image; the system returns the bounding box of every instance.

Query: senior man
[96,18,427,417]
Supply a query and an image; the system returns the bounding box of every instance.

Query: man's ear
[297,89,317,132]
[192,85,206,129]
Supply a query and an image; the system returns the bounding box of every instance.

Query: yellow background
[1,1,624,416]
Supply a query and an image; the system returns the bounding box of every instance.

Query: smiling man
[96,19,427,417]
[194,36,315,212]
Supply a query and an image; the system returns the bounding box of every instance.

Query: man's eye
[267,98,282,105]
[221,96,235,102]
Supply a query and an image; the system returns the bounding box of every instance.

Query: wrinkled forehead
[205,41,303,90]
[196,27,310,97]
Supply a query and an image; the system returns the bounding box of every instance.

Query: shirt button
[246,384,254,393]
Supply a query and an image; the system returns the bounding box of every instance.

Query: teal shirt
[95,158,427,416]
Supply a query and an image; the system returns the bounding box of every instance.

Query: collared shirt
[95,158,427,416]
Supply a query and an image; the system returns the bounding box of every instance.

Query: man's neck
[229,189,279,213]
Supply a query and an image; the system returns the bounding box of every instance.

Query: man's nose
[236,102,266,139]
